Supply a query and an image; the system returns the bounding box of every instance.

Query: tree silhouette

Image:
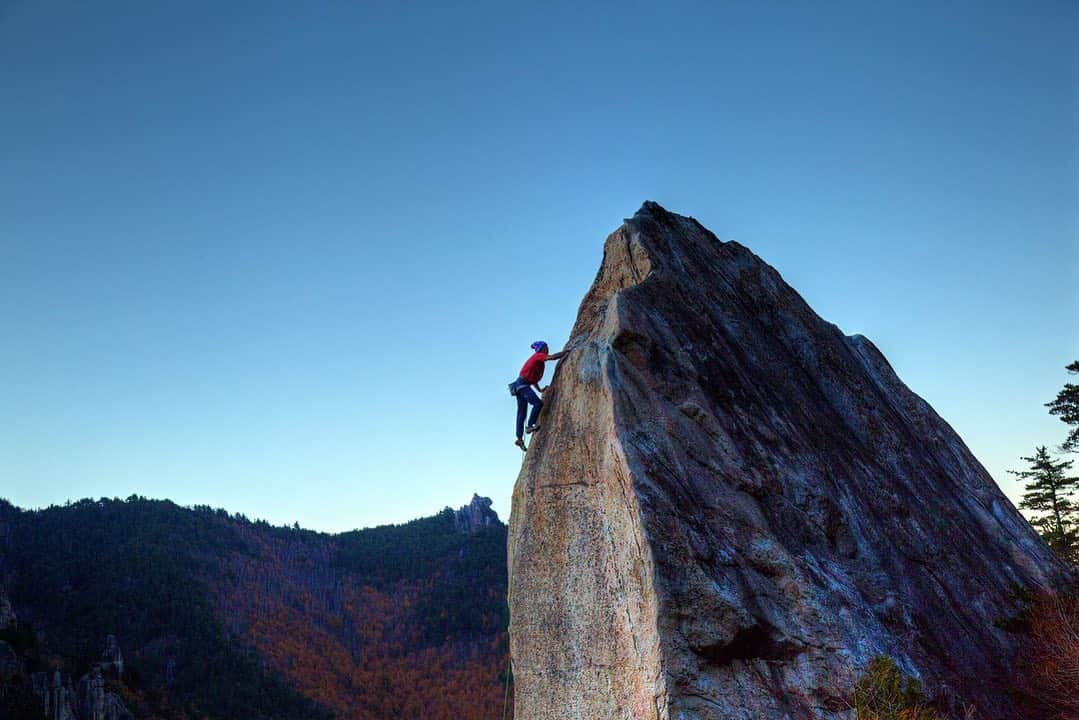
[1011,446,1078,563]
[1047,360,1079,454]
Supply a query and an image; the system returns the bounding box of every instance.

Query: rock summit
[508,202,1066,720]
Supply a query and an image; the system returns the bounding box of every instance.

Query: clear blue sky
[2,1,1076,532]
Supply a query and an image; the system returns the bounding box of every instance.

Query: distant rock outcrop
[32,671,77,720]
[508,202,1068,719]
[75,665,132,720]
[454,494,499,533]
[2,560,132,719]
[31,637,132,720]
[100,634,124,680]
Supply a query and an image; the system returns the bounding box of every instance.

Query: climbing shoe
[514,438,527,451]
[526,424,540,434]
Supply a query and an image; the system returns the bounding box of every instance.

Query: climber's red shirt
[519,352,548,384]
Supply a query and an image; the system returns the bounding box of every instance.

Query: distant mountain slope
[0,495,510,720]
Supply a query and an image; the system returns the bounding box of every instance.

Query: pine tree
[1046,360,1079,453]
[1010,446,1079,563]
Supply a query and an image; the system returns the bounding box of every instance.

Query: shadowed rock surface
[30,638,133,720]
[508,202,1067,720]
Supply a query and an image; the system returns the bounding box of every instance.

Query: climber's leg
[521,387,543,433]
[516,393,529,440]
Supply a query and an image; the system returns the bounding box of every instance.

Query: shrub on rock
[853,656,940,720]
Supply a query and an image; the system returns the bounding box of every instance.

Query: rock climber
[509,341,568,451]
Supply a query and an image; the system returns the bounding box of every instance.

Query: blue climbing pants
[515,385,542,439]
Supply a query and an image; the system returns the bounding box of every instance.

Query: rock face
[76,665,132,720]
[31,637,133,720]
[32,671,77,720]
[100,634,124,679]
[454,494,500,533]
[508,202,1067,720]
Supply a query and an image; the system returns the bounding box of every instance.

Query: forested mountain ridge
[0,494,510,720]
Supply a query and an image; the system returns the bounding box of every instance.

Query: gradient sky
[2,1,1076,532]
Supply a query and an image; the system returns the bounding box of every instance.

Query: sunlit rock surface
[508,202,1066,720]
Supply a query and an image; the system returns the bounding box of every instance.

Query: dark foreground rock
[508,202,1067,720]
